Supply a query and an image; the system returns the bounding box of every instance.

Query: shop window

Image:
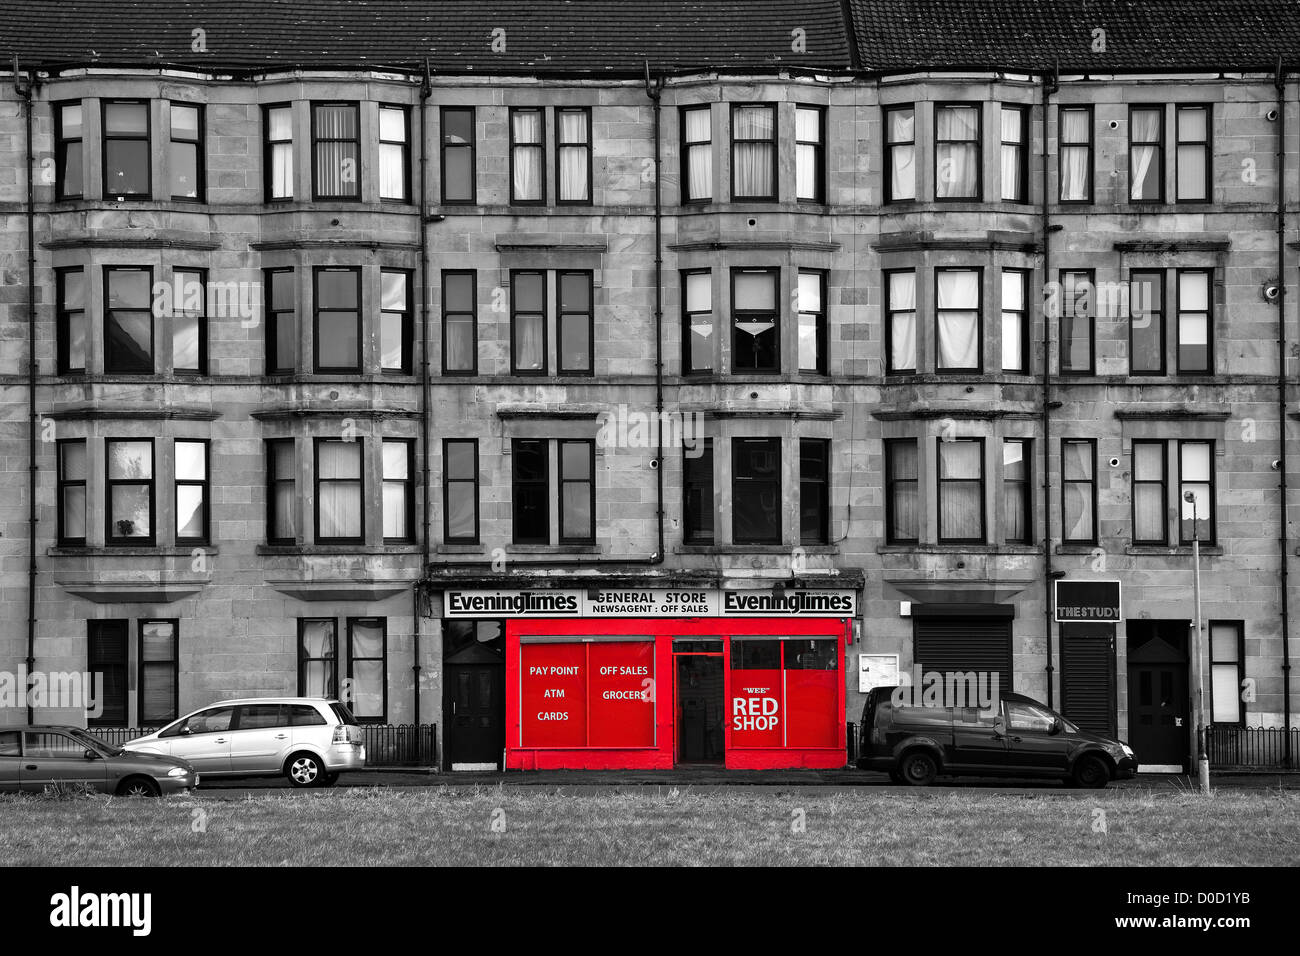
[519,641,654,747]
[935,103,981,200]
[731,268,778,373]
[106,439,154,545]
[55,266,86,374]
[265,268,296,374]
[1059,269,1095,375]
[1002,439,1031,544]
[381,439,414,543]
[1209,622,1244,724]
[556,107,591,204]
[937,438,984,543]
[174,439,208,544]
[378,105,409,201]
[312,102,360,200]
[266,439,296,544]
[313,267,361,374]
[799,438,829,545]
[441,106,476,204]
[682,269,714,373]
[347,618,387,722]
[315,438,363,544]
[55,101,83,199]
[511,270,546,374]
[557,271,593,374]
[797,269,827,374]
[730,637,838,749]
[731,104,776,200]
[1062,438,1097,544]
[683,439,714,545]
[264,103,293,201]
[1177,269,1211,374]
[169,102,203,201]
[1059,106,1092,202]
[139,620,178,724]
[510,107,545,204]
[512,438,549,544]
[885,438,919,544]
[1179,440,1215,544]
[681,106,712,203]
[298,618,337,698]
[380,269,413,373]
[559,440,595,544]
[103,100,150,199]
[885,269,917,373]
[732,437,781,545]
[935,268,982,372]
[88,620,128,726]
[795,105,825,203]
[1129,105,1164,202]
[1176,105,1210,202]
[1132,440,1167,545]
[104,266,154,375]
[1130,270,1165,375]
[1001,269,1028,372]
[442,270,477,374]
[57,439,87,545]
[172,268,207,374]
[1000,104,1027,202]
[884,105,915,202]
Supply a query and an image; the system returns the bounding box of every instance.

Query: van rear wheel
[900,752,938,787]
[1072,754,1110,789]
[286,752,325,788]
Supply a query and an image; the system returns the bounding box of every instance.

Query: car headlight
[167,767,189,777]
[1121,744,1134,758]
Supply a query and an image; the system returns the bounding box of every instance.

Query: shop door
[443,621,506,770]
[1060,623,1118,738]
[1126,621,1190,772]
[674,642,724,764]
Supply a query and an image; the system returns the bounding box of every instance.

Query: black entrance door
[443,620,505,770]
[1126,621,1190,771]
[675,649,724,764]
[1060,623,1118,738]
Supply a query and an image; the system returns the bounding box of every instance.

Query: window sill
[48,546,219,557]
[877,544,1039,555]
[256,544,422,556]
[675,544,839,555]
[506,545,601,554]
[1124,545,1224,557]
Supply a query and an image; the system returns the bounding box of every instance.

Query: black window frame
[171,266,208,375]
[511,438,550,545]
[88,620,129,727]
[56,437,88,546]
[1059,269,1096,376]
[730,266,780,374]
[937,437,986,545]
[682,268,714,374]
[1132,438,1168,546]
[105,437,156,546]
[262,102,294,202]
[1001,267,1030,373]
[794,104,826,204]
[314,437,365,546]
[731,437,782,546]
[103,264,155,375]
[138,618,180,725]
[1058,105,1093,204]
[381,438,415,544]
[883,104,916,204]
[266,438,297,545]
[730,103,777,202]
[680,104,712,204]
[1002,438,1032,545]
[441,269,478,375]
[1208,620,1245,726]
[558,439,596,544]
[297,617,339,699]
[1176,267,1213,375]
[440,105,477,205]
[55,265,86,375]
[378,103,411,203]
[54,99,84,201]
[509,106,546,206]
[379,268,414,375]
[934,101,983,202]
[310,101,361,202]
[1129,103,1166,204]
[1175,103,1212,203]
[346,617,388,723]
[312,265,362,375]
[1178,439,1216,546]
[885,438,919,544]
[799,438,830,545]
[796,268,828,374]
[101,98,151,200]
[443,438,480,544]
[683,438,714,545]
[556,269,594,375]
[1061,437,1098,545]
[884,268,917,374]
[168,101,205,202]
[264,267,296,375]
[510,269,548,375]
[934,266,983,374]
[1129,268,1166,376]
[174,437,210,545]
[1000,103,1029,203]
[555,105,592,205]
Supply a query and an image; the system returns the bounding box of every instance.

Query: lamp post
[1185,491,1211,792]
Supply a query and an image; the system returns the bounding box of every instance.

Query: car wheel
[900,751,938,787]
[1072,754,1111,789]
[117,776,161,798]
[286,752,324,788]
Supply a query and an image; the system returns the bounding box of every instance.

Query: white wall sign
[858,653,900,694]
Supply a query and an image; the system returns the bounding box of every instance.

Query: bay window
[732,437,781,545]
[731,104,776,200]
[312,102,360,200]
[315,438,363,543]
[169,102,203,201]
[57,439,87,545]
[106,439,154,545]
[884,105,916,202]
[266,439,297,544]
[935,104,981,200]
[264,104,294,201]
[795,105,825,202]
[313,266,360,374]
[139,620,179,725]
[885,439,919,544]
[512,438,549,544]
[172,268,206,374]
[682,269,714,373]
[1000,105,1027,202]
[56,266,86,374]
[799,438,830,545]
[299,619,338,698]
[885,269,917,373]
[731,268,778,373]
[936,267,981,372]
[797,269,827,374]
[1002,439,1031,544]
[378,105,409,201]
[683,439,714,544]
[104,266,153,374]
[937,438,984,543]
[681,106,712,203]
[55,101,83,199]
[103,100,150,199]
[1001,269,1028,372]
[265,268,296,374]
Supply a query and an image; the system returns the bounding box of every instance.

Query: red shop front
[505,614,850,770]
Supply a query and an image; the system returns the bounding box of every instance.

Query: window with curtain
[172,268,205,374]
[55,101,83,199]
[510,107,545,203]
[174,439,207,543]
[1176,105,1210,201]
[558,271,593,373]
[799,438,830,545]
[379,105,409,201]
[1132,440,1166,545]
[512,438,549,544]
[938,438,984,542]
[1179,440,1214,544]
[316,439,363,542]
[797,269,826,373]
[886,270,917,372]
[1001,269,1027,372]
[557,107,591,203]
[936,268,981,371]
[1209,622,1243,724]
[559,440,595,543]
[1130,106,1164,202]
[441,106,476,203]
[1059,107,1092,202]
[299,619,337,698]
[104,266,154,374]
[1130,270,1165,374]
[139,620,178,724]
[683,270,714,373]
[380,270,411,373]
[1060,270,1094,374]
[885,106,916,201]
[56,267,86,374]
[314,267,360,373]
[266,439,296,544]
[731,104,776,200]
[732,437,781,545]
[444,439,479,543]
[169,103,203,200]
[312,102,359,199]
[935,104,980,200]
[348,619,386,721]
[1177,270,1211,373]
[885,439,919,543]
[107,439,154,544]
[1061,438,1096,543]
[57,439,87,545]
[1000,105,1027,202]
[442,271,477,374]
[795,105,824,202]
[381,439,413,542]
[1003,439,1031,544]
[731,268,779,372]
[682,106,712,202]
[103,100,150,198]
[265,268,296,374]
[683,439,714,544]
[265,104,293,200]
[88,621,128,726]
[511,270,546,374]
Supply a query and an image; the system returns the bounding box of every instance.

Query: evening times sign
[1054,580,1122,623]
[445,588,857,618]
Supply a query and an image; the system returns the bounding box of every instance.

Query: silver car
[0,726,198,796]
[123,697,366,787]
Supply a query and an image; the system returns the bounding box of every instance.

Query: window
[1179,440,1214,544]
[1007,700,1057,733]
[57,439,87,545]
[1132,440,1167,545]
[103,100,150,199]
[172,268,206,374]
[559,440,595,544]
[1176,105,1210,202]
[731,104,776,200]
[1177,269,1211,373]
[681,106,712,203]
[1000,105,1027,202]
[174,439,208,544]
[312,102,359,199]
[444,439,479,543]
[139,620,178,724]
[1003,439,1031,544]
[264,104,293,201]
[55,266,86,374]
[1062,438,1096,544]
[315,439,363,543]
[511,270,546,374]
[441,106,475,203]
[104,266,153,374]
[442,271,477,374]
[683,438,714,544]
[169,103,203,200]
[378,105,409,201]
[55,101,83,199]
[799,438,829,545]
[557,271,593,374]
[1130,106,1164,202]
[937,438,984,543]
[265,268,296,374]
[347,618,387,721]
[935,104,981,200]
[731,268,778,373]
[1059,269,1095,375]
[380,269,412,373]
[1059,106,1092,202]
[885,439,919,544]
[299,619,338,698]
[381,439,414,543]
[512,438,549,544]
[510,107,545,204]
[682,270,714,373]
[795,105,825,202]
[797,269,827,374]
[884,105,916,202]
[313,267,360,373]
[106,439,154,544]
[1001,269,1028,372]
[1130,270,1165,374]
[266,439,296,544]
[885,270,917,373]
[88,620,128,726]
[557,107,591,204]
[732,438,780,545]
[1209,622,1244,724]
[936,268,982,372]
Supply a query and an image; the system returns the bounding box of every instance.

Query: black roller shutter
[912,614,1013,697]
[1060,624,1117,737]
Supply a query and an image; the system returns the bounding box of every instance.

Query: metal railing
[88,723,438,767]
[1204,725,1298,771]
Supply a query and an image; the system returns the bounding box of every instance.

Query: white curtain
[1133,442,1165,541]
[937,270,980,369]
[559,110,589,201]
[301,620,335,698]
[797,271,822,370]
[1062,442,1094,540]
[685,109,712,199]
[349,622,384,718]
[890,442,918,539]
[1130,108,1162,200]
[936,106,978,198]
[1000,108,1022,200]
[1059,109,1089,201]
[314,105,357,197]
[382,442,408,539]
[888,271,916,371]
[318,442,361,538]
[1001,270,1024,370]
[512,111,542,200]
[888,109,916,199]
[733,107,774,196]
[939,442,982,539]
[272,442,297,540]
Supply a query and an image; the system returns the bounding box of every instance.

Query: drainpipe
[15,58,37,723]
[1041,64,1059,708]
[1276,57,1293,764]
[414,58,432,726]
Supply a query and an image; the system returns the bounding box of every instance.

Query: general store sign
[445,588,856,618]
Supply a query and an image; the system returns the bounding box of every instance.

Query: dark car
[856,687,1139,788]
[0,725,199,796]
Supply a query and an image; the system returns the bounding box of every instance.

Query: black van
[856,686,1139,787]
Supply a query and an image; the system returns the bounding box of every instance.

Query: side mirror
[179,726,192,736]
[1049,718,1063,736]
[993,716,1006,736]
[83,749,99,760]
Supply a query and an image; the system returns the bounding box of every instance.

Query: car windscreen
[330,702,359,725]
[66,727,121,756]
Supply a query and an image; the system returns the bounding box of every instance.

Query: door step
[451,762,498,771]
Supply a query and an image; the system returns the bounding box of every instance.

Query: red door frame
[506,617,849,770]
